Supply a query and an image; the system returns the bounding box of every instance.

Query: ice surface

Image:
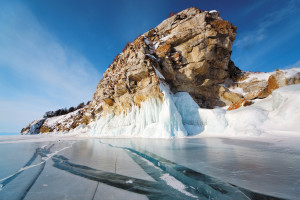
[1,136,299,199]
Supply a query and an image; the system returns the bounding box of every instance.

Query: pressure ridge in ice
[88,84,300,138]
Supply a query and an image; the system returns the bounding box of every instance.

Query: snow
[125,180,133,184]
[282,67,300,78]
[160,174,197,198]
[42,109,81,133]
[160,33,177,42]
[240,67,300,84]
[240,72,271,83]
[154,41,160,49]
[228,86,245,96]
[203,84,300,137]
[209,10,218,13]
[24,67,300,139]
[84,84,300,138]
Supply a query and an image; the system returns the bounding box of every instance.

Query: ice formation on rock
[91,83,187,138]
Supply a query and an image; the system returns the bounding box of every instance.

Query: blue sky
[0,0,300,133]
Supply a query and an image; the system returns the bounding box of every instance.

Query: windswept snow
[88,84,300,138]
[202,84,300,137]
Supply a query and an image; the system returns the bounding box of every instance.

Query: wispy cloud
[0,3,101,132]
[282,60,300,69]
[234,0,298,48]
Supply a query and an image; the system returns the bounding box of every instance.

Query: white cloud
[0,3,101,132]
[234,0,298,48]
[282,60,300,69]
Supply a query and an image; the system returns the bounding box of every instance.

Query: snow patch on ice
[125,179,133,184]
[160,173,197,198]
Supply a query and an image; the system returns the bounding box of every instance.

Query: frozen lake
[0,135,299,200]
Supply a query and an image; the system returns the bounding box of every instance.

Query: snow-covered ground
[201,84,300,137]
[83,84,300,141]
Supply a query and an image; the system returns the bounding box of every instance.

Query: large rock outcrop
[21,8,300,135]
[89,7,241,116]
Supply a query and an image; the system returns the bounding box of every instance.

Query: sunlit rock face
[89,7,242,116]
[147,8,241,108]
[21,7,300,135]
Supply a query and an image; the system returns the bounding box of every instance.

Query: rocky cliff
[21,8,300,136]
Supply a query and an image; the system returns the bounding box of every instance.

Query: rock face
[21,7,300,135]
[89,7,241,116]
[231,68,300,101]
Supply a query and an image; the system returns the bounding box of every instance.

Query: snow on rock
[282,68,300,79]
[207,84,300,137]
[69,84,300,138]
[228,86,245,96]
[239,72,271,83]
[209,10,218,13]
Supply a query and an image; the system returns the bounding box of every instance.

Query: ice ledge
[74,84,300,138]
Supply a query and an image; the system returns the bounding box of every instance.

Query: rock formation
[21,7,300,135]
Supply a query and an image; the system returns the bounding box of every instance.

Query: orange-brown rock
[156,43,172,57]
[228,99,253,110]
[257,70,286,98]
[40,126,49,133]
